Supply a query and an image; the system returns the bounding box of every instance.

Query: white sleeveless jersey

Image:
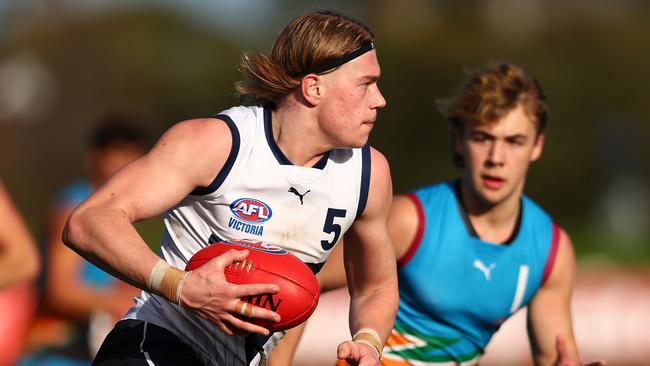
[125,105,371,365]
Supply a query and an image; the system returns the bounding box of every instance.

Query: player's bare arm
[63,118,280,336]
[0,181,40,288]
[387,194,420,261]
[527,227,576,365]
[45,204,135,321]
[338,147,399,365]
[527,228,605,366]
[317,239,347,292]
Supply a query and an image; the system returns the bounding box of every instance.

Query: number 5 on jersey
[321,208,347,250]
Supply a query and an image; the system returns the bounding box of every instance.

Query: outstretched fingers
[211,249,250,270]
[224,310,275,336]
[231,283,281,321]
[182,248,281,335]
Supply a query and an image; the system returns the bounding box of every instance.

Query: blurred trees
[0,1,648,260]
[0,6,242,237]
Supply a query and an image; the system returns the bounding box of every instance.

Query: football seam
[192,258,317,297]
[257,267,318,297]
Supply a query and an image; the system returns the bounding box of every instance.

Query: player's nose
[372,85,387,110]
[486,140,505,166]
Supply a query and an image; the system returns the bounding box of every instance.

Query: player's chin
[478,190,507,206]
[348,131,371,148]
[338,139,368,149]
[362,121,375,134]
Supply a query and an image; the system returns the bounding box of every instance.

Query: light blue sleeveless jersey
[384,181,559,365]
[55,181,114,288]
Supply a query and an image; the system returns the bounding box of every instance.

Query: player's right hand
[178,249,281,336]
[337,340,381,366]
[555,336,606,366]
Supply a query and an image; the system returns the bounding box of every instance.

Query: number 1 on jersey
[321,208,347,250]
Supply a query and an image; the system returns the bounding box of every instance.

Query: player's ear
[530,133,545,162]
[300,74,322,106]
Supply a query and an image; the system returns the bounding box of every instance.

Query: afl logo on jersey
[230,198,273,223]
[228,198,272,236]
[222,239,288,255]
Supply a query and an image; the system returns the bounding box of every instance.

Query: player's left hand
[336,340,380,366]
[555,335,606,366]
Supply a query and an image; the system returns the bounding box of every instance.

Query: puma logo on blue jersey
[473,259,496,281]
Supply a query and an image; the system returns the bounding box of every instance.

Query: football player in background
[0,179,40,365]
[21,118,147,365]
[381,62,603,366]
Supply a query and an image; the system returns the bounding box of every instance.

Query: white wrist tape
[148,259,187,305]
[353,327,383,358]
[175,271,189,306]
[147,260,170,290]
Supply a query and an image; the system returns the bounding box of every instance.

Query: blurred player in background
[0,179,40,365]
[382,63,603,366]
[21,117,148,365]
[271,63,604,366]
[63,10,397,366]
[0,179,40,290]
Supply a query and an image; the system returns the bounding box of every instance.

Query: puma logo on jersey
[288,187,310,205]
[473,259,496,281]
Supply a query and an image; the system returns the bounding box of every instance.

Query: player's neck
[271,107,329,167]
[459,180,522,244]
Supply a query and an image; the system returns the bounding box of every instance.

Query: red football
[185,239,320,332]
